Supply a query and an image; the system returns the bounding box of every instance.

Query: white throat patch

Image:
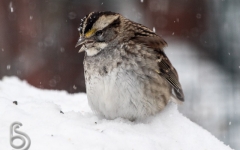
[85,42,108,56]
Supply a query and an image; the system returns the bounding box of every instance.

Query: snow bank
[0,77,233,150]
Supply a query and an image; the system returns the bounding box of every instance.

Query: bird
[76,11,184,120]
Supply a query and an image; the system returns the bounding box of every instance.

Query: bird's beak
[75,37,94,53]
[75,37,86,53]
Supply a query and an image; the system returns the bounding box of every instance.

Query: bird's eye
[95,30,103,36]
[95,30,104,42]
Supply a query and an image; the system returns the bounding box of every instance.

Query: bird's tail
[170,88,184,105]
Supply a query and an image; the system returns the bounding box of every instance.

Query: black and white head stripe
[78,14,88,33]
[78,11,118,35]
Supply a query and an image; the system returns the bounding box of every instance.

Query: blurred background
[0,0,239,149]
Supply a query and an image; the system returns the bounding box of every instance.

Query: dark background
[0,0,239,149]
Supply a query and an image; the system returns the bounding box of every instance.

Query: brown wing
[132,34,184,101]
[157,50,184,101]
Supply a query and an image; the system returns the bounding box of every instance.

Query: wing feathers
[132,32,184,101]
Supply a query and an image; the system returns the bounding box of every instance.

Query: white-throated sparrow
[76,11,184,120]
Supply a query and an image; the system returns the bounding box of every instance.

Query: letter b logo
[10,122,31,150]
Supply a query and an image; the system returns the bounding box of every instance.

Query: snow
[6,65,11,70]
[153,27,156,32]
[0,77,233,150]
[9,2,14,13]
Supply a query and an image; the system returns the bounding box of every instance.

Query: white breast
[85,67,162,120]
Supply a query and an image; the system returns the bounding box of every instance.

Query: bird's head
[76,11,123,56]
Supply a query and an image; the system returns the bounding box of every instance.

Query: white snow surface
[0,77,233,150]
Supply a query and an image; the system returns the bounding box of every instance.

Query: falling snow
[30,16,33,20]
[153,27,156,33]
[73,85,77,90]
[60,47,65,52]
[196,13,202,19]
[9,2,14,13]
[6,65,11,70]
[141,0,144,3]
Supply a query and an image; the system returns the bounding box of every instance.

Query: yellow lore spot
[85,28,96,38]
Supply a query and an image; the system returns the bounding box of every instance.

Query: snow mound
[0,77,233,150]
